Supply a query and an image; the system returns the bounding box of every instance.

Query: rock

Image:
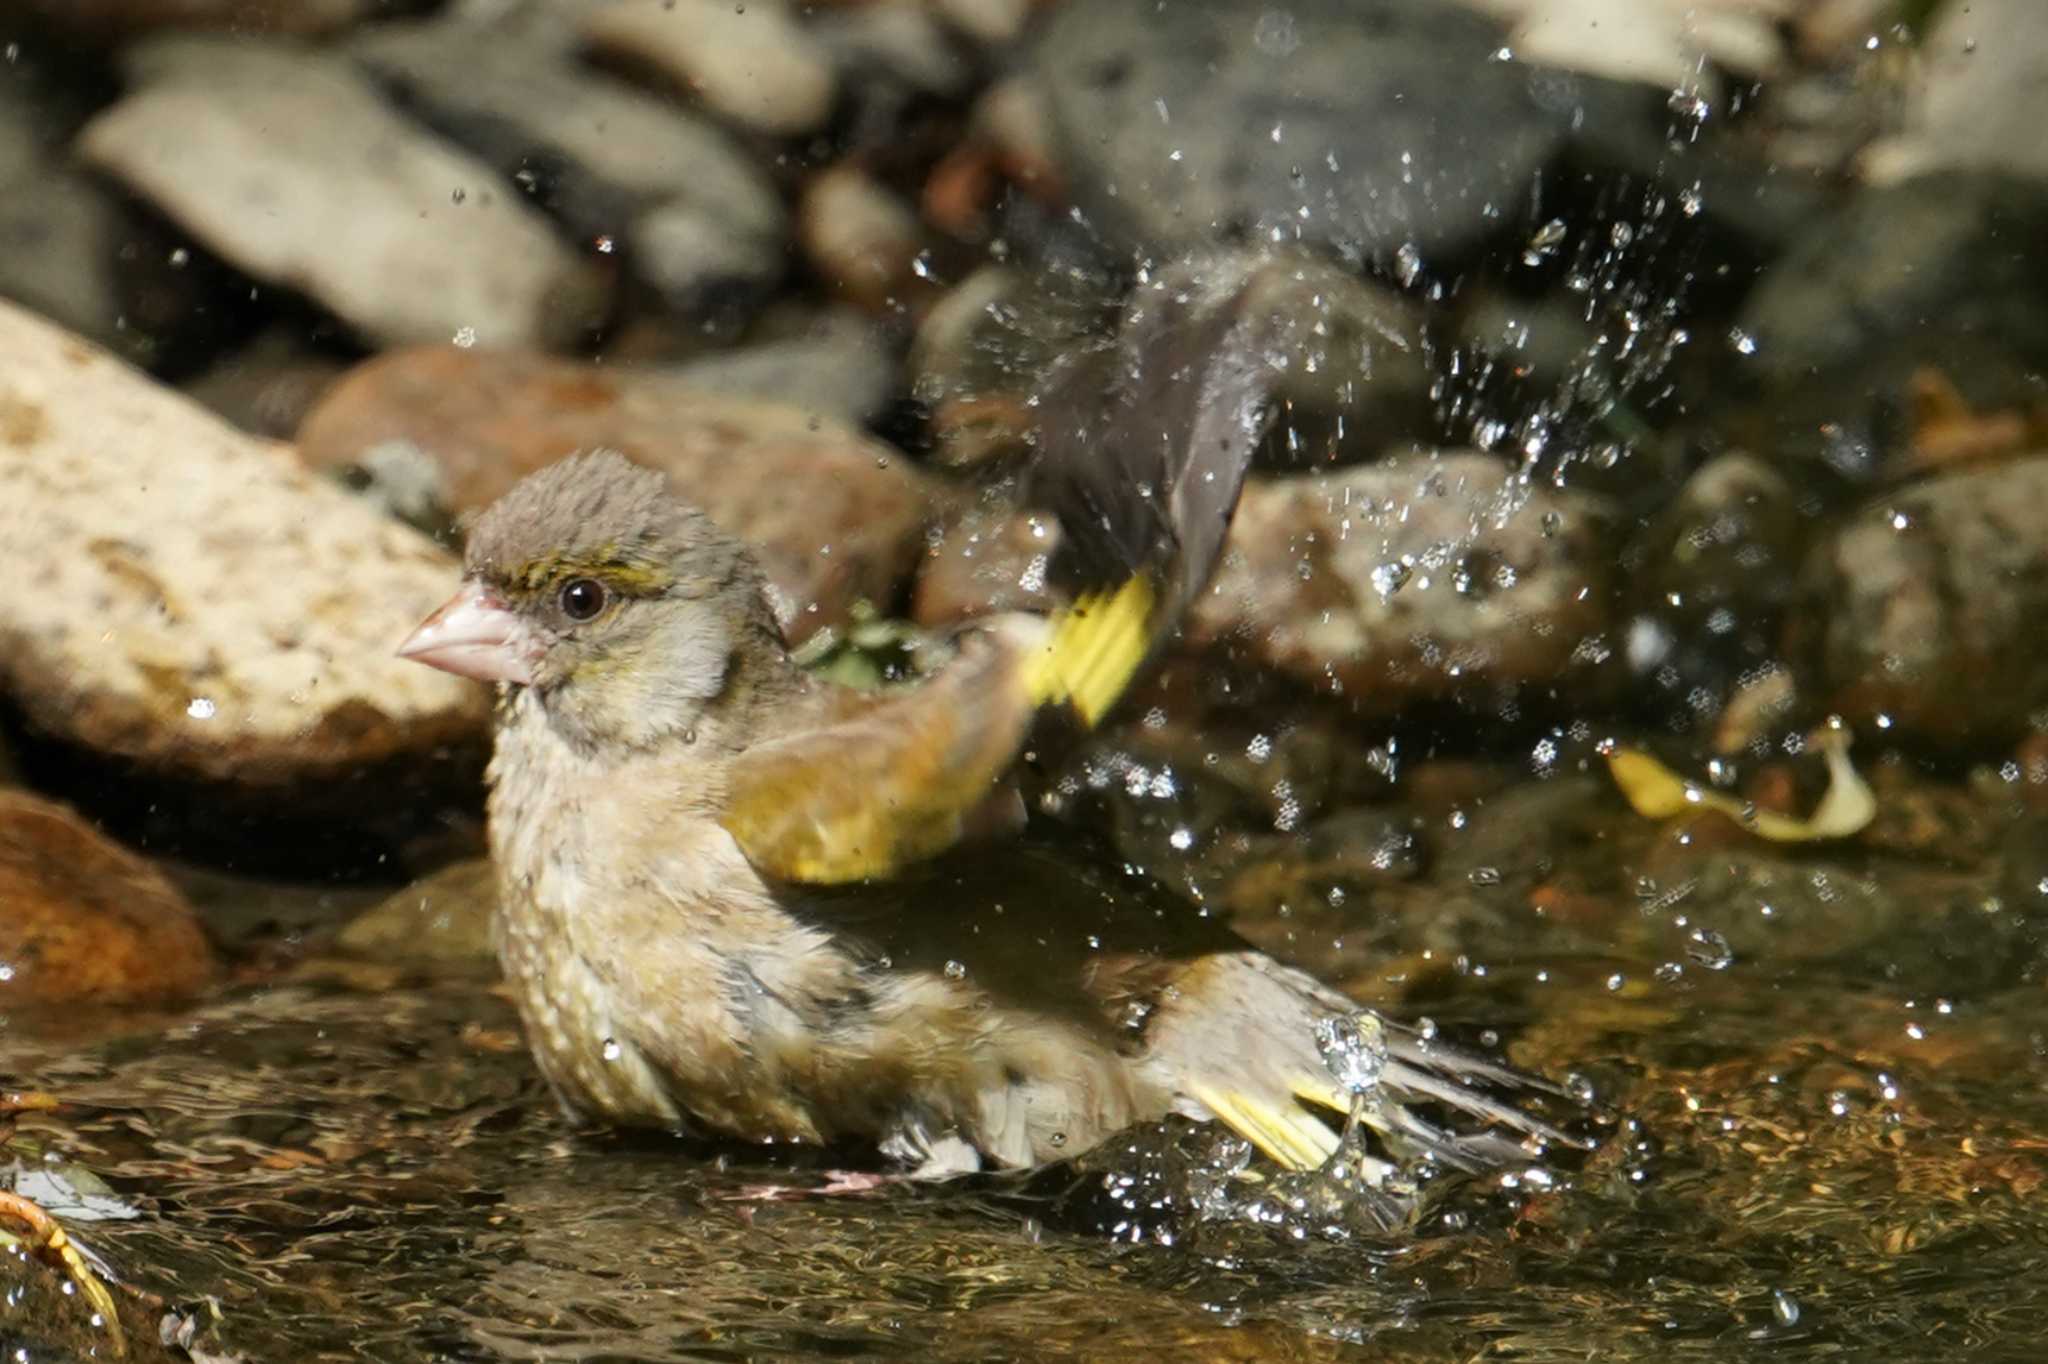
[1862,0,2048,186]
[581,0,837,138]
[632,199,785,320]
[0,169,134,359]
[1795,456,2048,746]
[336,856,498,971]
[1618,452,1803,716]
[910,265,1112,469]
[11,0,384,40]
[814,1,973,101]
[0,300,487,786]
[181,327,352,439]
[1028,0,1567,263]
[669,307,896,424]
[1468,0,1786,91]
[932,0,1032,47]
[0,790,215,1006]
[918,450,1616,708]
[295,345,946,644]
[1232,250,1431,466]
[798,164,930,315]
[1187,452,1615,709]
[351,8,785,245]
[77,38,609,351]
[1738,173,2048,392]
[912,500,1060,629]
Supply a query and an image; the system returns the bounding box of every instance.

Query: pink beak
[397,580,537,685]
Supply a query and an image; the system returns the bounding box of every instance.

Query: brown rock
[0,790,214,1006]
[336,857,498,971]
[1188,452,1615,709]
[798,164,932,315]
[0,300,488,787]
[911,501,1060,629]
[296,346,948,643]
[1797,455,2048,744]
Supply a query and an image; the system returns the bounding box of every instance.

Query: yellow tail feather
[1188,1081,1340,1172]
[1021,575,1158,727]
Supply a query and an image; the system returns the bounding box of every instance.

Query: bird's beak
[398,579,537,685]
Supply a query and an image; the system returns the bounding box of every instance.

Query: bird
[396,268,1574,1184]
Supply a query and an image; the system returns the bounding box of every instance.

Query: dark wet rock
[910,265,1113,470]
[798,164,931,315]
[78,37,609,350]
[1795,455,2048,746]
[11,0,393,41]
[0,789,215,1005]
[295,345,946,644]
[0,168,134,356]
[1619,452,1804,711]
[337,856,499,972]
[1187,452,1617,710]
[1453,286,1606,399]
[181,327,351,439]
[1029,0,1565,263]
[350,8,785,249]
[815,1,974,102]
[670,307,897,424]
[1863,0,2048,186]
[0,301,487,786]
[633,199,786,320]
[1233,249,1431,466]
[581,0,837,137]
[1738,173,2048,395]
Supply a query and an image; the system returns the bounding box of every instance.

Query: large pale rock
[582,0,837,137]
[295,346,947,644]
[77,38,608,351]
[0,790,215,1006]
[1187,452,1614,707]
[0,301,487,785]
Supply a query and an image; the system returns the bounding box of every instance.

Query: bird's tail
[1151,952,1583,1174]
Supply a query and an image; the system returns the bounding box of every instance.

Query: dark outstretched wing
[721,258,1287,886]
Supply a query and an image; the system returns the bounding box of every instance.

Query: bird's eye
[559,577,607,622]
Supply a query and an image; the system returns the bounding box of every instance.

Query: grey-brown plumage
[402,448,1572,1179]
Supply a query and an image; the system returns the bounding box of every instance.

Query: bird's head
[398,450,779,752]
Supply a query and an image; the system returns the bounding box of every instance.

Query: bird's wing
[723,254,1293,886]
[718,583,1154,883]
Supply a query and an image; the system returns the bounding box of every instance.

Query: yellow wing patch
[1020,574,1158,728]
[1187,1080,1341,1172]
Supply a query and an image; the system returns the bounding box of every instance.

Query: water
[5,760,2046,1360]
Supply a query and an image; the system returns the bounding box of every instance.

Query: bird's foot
[0,1188,128,1357]
[722,1169,898,1203]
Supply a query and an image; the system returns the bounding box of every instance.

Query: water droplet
[186,696,216,720]
[1314,1012,1389,1095]
[451,186,467,204]
[601,1038,622,1062]
[1686,927,1735,970]
[1772,1290,1801,1327]
[1654,961,1683,984]
[1467,866,1502,887]
[943,959,967,981]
